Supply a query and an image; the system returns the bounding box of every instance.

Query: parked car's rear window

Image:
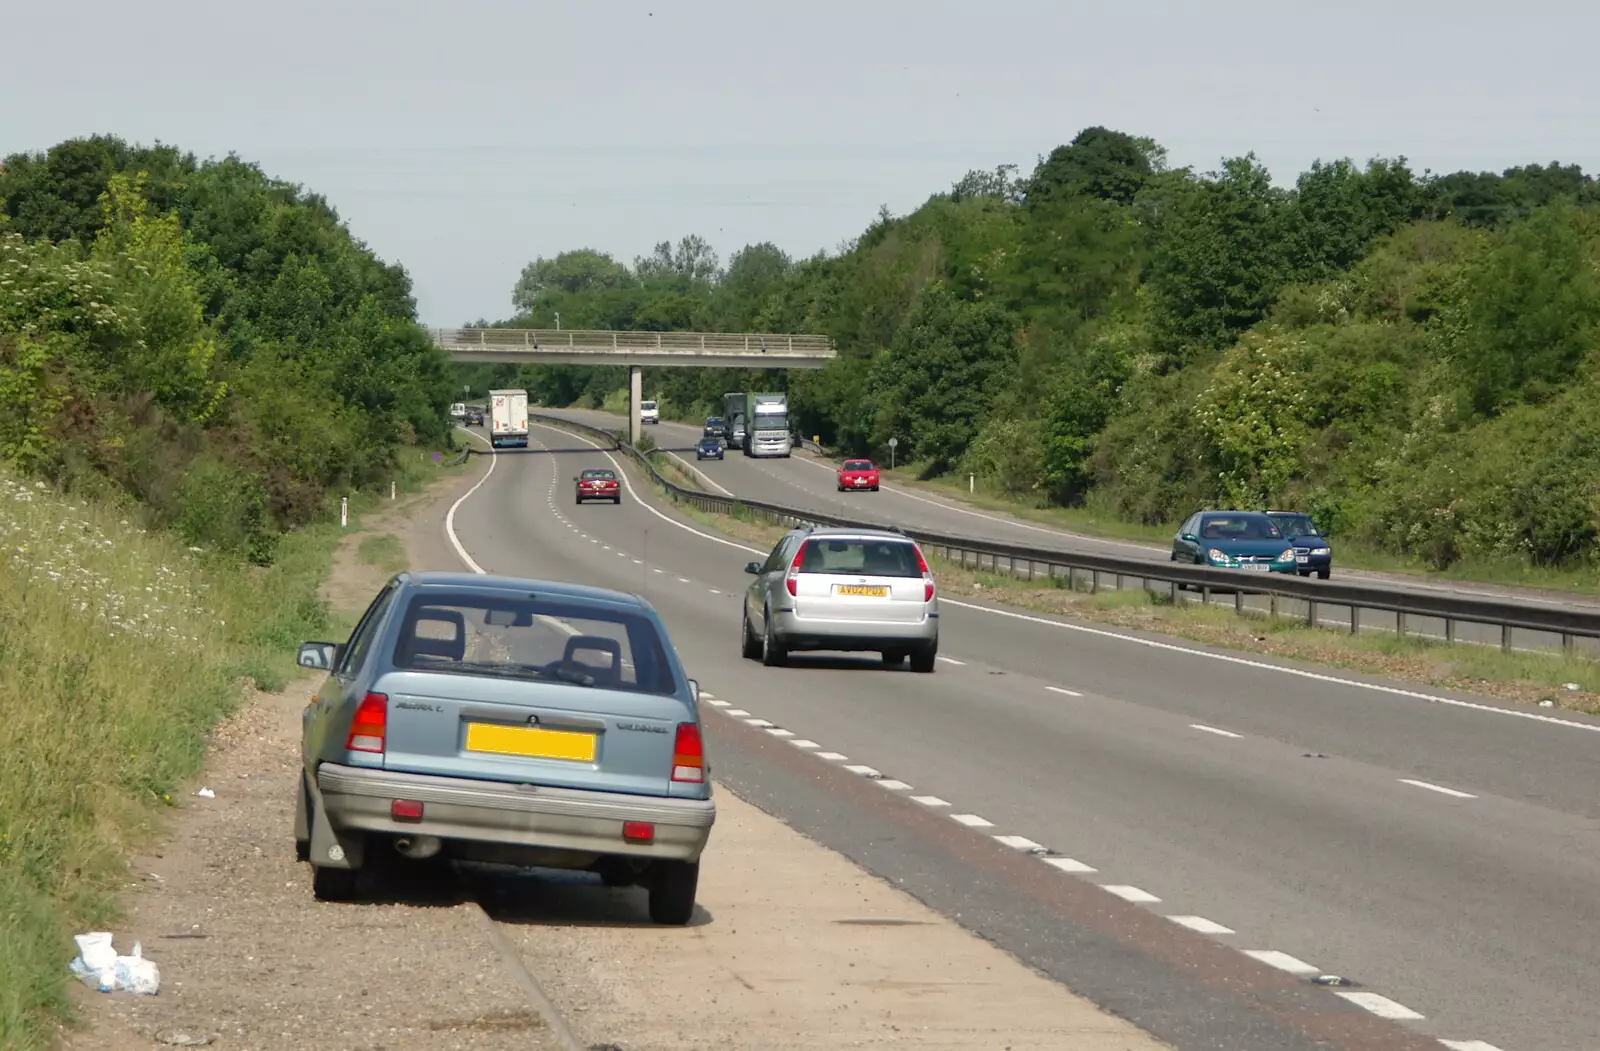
[798,538,921,577]
[390,593,676,695]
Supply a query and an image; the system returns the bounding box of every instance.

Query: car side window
[1180,515,1196,536]
[761,536,796,573]
[338,584,398,676]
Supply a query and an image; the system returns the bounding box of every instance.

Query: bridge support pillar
[628,365,642,447]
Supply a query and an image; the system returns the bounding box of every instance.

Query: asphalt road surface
[445,422,1600,1051]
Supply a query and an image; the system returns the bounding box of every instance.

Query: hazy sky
[5,0,1597,326]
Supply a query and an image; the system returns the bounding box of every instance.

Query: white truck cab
[640,400,660,425]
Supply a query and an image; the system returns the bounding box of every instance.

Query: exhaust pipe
[393,835,442,860]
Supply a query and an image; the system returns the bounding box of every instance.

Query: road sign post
[888,436,898,470]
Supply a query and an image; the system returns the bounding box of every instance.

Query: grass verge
[0,447,463,1051]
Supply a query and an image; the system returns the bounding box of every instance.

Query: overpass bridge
[433,328,836,443]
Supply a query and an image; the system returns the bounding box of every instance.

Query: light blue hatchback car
[294,571,714,924]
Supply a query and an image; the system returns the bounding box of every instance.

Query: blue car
[1171,511,1298,575]
[293,572,714,922]
[1265,510,1332,579]
[695,436,724,460]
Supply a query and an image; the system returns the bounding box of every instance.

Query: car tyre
[881,650,906,668]
[1317,568,1330,580]
[761,613,788,667]
[909,643,937,673]
[613,494,622,504]
[649,860,698,925]
[741,610,763,660]
[871,485,880,492]
[312,863,358,902]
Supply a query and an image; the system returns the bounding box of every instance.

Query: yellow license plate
[835,584,888,597]
[464,723,597,762]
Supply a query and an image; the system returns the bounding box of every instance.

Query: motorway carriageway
[447,421,1600,1051]
[547,407,1600,650]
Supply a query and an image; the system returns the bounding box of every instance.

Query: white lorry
[488,388,529,448]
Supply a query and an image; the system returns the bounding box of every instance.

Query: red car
[575,468,622,505]
[836,459,880,492]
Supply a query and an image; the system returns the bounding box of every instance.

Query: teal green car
[1171,511,1299,575]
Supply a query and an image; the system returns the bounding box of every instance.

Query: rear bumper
[576,488,620,501]
[771,609,937,651]
[491,433,528,447]
[316,763,715,862]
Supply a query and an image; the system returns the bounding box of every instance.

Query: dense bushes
[0,137,451,559]
[473,132,1600,571]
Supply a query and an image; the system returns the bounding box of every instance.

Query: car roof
[1198,510,1273,519]
[402,571,649,610]
[792,526,912,542]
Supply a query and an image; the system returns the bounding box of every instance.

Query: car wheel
[1317,568,1330,580]
[741,610,763,660]
[761,611,787,667]
[574,495,582,505]
[294,774,310,863]
[311,863,358,902]
[871,485,880,492]
[881,650,906,668]
[909,644,937,673]
[648,860,699,925]
[614,494,622,504]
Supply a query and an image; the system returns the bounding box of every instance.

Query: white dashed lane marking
[875,779,913,791]
[1399,778,1477,799]
[815,751,849,761]
[1189,723,1243,739]
[789,739,820,749]
[1335,991,1424,1020]
[910,795,950,807]
[766,728,794,738]
[1440,1041,1506,1051]
[936,656,966,665]
[724,708,750,717]
[993,835,1044,851]
[1101,885,1161,903]
[950,814,994,828]
[1242,950,1319,977]
[1042,857,1096,874]
[1167,915,1235,935]
[843,764,880,777]
[1045,685,1083,697]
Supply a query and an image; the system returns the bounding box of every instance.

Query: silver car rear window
[390,593,675,695]
[797,538,920,577]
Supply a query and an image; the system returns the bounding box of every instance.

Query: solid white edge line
[1167,915,1235,935]
[1045,685,1083,697]
[1399,778,1478,799]
[1189,723,1243,739]
[1101,884,1161,903]
[1242,950,1319,976]
[938,596,1600,735]
[1334,991,1424,1020]
[444,428,498,574]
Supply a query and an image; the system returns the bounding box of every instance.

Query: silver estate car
[294,571,714,924]
[741,527,939,672]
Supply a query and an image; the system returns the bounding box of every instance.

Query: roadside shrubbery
[0,472,333,1049]
[0,137,454,562]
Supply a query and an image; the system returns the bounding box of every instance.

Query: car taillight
[671,722,704,783]
[346,692,387,753]
[785,542,805,597]
[913,544,935,601]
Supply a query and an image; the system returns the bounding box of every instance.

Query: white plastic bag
[67,933,160,994]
